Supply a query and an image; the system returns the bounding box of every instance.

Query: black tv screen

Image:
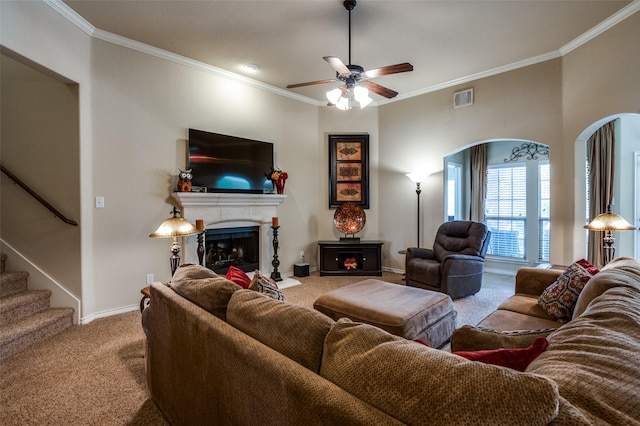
[188,129,274,193]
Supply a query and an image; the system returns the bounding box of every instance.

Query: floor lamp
[149,207,199,276]
[584,204,635,266]
[406,173,429,247]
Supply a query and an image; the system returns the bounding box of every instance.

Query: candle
[272,217,279,227]
[196,219,204,231]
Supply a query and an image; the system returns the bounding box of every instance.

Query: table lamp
[149,207,199,275]
[584,204,635,265]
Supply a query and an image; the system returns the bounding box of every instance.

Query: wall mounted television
[188,128,274,194]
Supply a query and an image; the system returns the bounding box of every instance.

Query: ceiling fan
[286,0,414,110]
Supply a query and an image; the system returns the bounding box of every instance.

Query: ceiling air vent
[453,88,473,109]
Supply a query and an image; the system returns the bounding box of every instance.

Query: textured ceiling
[62,0,633,104]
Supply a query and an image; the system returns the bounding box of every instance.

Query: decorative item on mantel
[268,168,288,194]
[196,219,205,266]
[270,217,282,281]
[334,202,366,242]
[176,169,193,192]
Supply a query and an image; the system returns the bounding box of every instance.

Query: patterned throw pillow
[225,265,251,289]
[249,270,286,301]
[538,259,599,323]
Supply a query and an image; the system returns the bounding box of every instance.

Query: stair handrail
[1,164,79,226]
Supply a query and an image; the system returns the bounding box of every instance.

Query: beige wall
[561,11,640,265]
[2,1,639,320]
[378,60,563,270]
[88,39,321,315]
[0,54,81,298]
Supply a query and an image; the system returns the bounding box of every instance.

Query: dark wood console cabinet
[318,240,383,276]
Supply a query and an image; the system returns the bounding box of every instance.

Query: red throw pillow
[453,337,549,372]
[225,266,251,289]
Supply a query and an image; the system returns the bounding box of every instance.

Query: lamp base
[170,238,181,276]
[340,236,360,242]
[603,231,615,266]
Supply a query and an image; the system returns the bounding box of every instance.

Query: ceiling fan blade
[362,81,398,99]
[286,79,336,89]
[323,56,350,75]
[363,63,413,79]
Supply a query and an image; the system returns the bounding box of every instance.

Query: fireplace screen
[205,226,259,274]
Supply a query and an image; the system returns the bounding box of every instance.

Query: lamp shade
[584,205,636,231]
[406,173,429,183]
[149,207,199,238]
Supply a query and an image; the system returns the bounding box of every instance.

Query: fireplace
[205,226,259,274]
[172,192,286,274]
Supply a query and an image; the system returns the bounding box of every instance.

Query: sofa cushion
[476,307,562,332]
[538,259,598,323]
[226,290,333,373]
[498,294,551,319]
[170,263,241,320]
[451,324,556,351]
[320,318,560,425]
[453,337,548,372]
[528,282,640,424]
[225,265,251,289]
[572,256,639,319]
[249,270,286,301]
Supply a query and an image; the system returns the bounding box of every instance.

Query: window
[485,164,527,258]
[484,159,550,262]
[447,162,462,221]
[539,162,550,262]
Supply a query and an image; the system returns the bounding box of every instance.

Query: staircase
[0,253,75,360]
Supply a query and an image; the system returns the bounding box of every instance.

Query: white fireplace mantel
[172,192,286,273]
[172,192,286,208]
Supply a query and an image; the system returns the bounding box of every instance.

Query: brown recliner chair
[405,221,491,299]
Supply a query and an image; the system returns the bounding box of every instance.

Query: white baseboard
[80,304,139,325]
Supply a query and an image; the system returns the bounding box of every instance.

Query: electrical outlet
[146,273,154,284]
[300,251,305,259]
[95,196,105,208]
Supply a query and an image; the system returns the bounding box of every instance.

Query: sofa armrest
[441,254,485,274]
[406,247,435,261]
[515,267,563,296]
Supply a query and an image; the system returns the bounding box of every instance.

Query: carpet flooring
[0,271,514,425]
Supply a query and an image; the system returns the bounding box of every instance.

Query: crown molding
[559,1,640,55]
[378,51,561,105]
[90,29,323,106]
[44,0,639,108]
[44,0,322,106]
[45,0,95,36]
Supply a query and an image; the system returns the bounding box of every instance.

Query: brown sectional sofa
[143,258,640,425]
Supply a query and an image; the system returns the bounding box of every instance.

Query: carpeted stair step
[0,271,29,297]
[0,307,74,360]
[0,289,52,326]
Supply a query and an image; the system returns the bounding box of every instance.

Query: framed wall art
[328,134,370,209]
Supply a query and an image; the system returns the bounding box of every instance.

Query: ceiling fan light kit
[286,0,413,111]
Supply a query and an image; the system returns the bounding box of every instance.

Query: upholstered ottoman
[314,279,456,348]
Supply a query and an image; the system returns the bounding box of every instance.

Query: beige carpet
[0,271,512,425]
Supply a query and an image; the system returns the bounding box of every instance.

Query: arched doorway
[445,139,550,272]
[574,113,640,264]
